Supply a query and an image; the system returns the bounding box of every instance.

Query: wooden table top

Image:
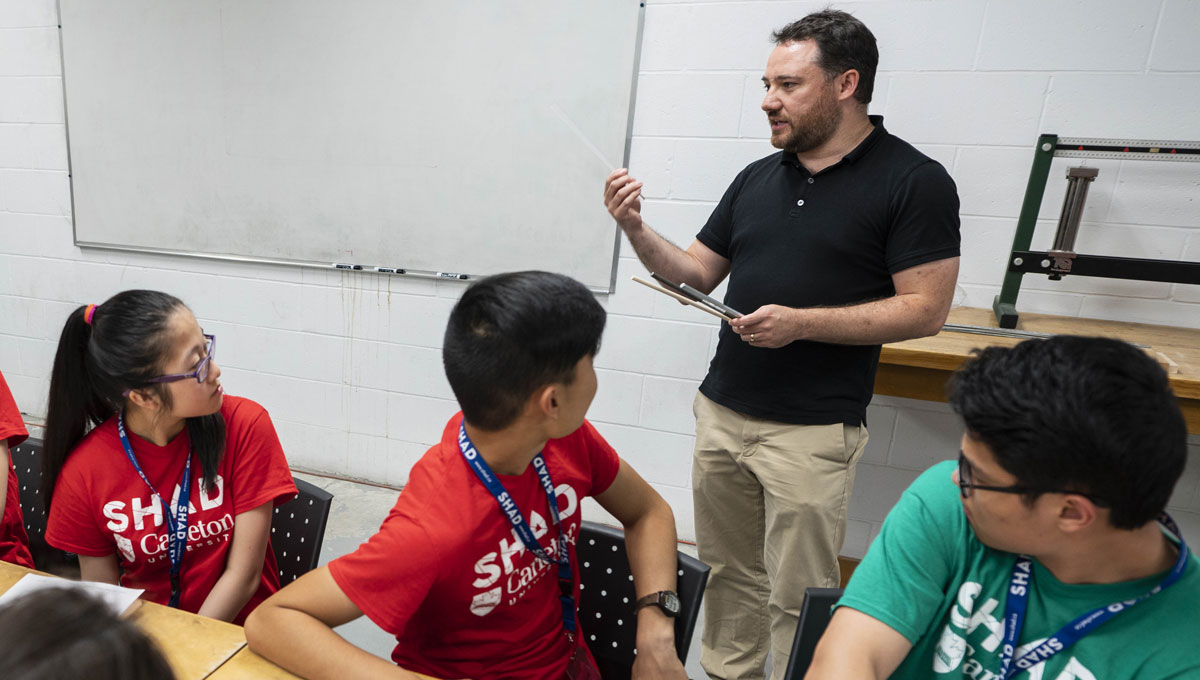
[206,646,304,679]
[875,307,1200,432]
[127,599,248,680]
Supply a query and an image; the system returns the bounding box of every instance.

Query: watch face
[662,591,680,614]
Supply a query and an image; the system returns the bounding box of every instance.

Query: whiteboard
[60,0,643,291]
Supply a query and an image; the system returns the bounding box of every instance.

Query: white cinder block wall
[2,0,1198,555]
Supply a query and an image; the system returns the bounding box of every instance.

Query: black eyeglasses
[956,451,1108,507]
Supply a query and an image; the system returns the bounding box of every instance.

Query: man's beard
[771,90,842,154]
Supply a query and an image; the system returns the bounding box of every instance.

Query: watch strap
[634,590,679,616]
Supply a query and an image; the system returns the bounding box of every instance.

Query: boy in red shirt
[0,370,33,568]
[247,271,687,680]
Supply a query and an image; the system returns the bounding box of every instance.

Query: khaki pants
[692,392,867,680]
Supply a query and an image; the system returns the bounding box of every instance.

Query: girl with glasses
[41,290,296,624]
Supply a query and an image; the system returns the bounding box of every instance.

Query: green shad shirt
[838,461,1200,679]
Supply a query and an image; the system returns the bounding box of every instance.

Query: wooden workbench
[875,307,1200,434]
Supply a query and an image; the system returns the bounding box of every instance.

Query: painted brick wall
[1,0,1198,551]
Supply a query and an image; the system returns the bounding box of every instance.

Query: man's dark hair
[948,336,1186,530]
[772,10,878,106]
[443,271,605,431]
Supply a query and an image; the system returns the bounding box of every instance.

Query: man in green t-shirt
[807,336,1199,679]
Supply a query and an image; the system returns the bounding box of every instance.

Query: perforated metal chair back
[7,437,78,572]
[270,477,333,584]
[8,437,48,550]
[782,587,844,680]
[576,520,710,680]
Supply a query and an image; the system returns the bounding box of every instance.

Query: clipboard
[632,273,743,322]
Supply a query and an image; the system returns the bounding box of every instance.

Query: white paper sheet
[0,573,144,616]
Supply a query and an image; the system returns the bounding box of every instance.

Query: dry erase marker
[334,263,362,270]
[375,267,405,274]
[437,272,469,280]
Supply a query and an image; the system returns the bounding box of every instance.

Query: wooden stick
[1147,348,1181,375]
[631,275,734,322]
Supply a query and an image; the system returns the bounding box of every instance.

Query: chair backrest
[9,437,48,549]
[576,520,710,680]
[782,587,845,680]
[7,437,80,573]
[270,477,333,585]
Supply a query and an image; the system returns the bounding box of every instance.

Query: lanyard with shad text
[117,412,193,608]
[999,513,1190,678]
[456,421,577,635]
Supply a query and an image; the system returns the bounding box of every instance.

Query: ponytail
[42,291,226,502]
[43,306,115,501]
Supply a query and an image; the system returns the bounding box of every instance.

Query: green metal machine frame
[993,134,1200,328]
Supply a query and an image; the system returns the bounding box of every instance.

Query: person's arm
[78,553,121,584]
[197,500,274,621]
[245,566,426,680]
[804,607,913,680]
[0,442,7,521]
[604,169,730,294]
[594,461,687,680]
[729,256,960,348]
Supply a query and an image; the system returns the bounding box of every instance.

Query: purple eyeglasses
[146,334,217,386]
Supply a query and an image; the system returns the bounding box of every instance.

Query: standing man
[604,10,961,680]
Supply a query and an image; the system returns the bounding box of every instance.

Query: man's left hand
[732,305,803,348]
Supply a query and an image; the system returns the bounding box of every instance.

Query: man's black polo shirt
[695,116,960,426]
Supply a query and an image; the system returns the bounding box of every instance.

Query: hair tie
[83,304,97,326]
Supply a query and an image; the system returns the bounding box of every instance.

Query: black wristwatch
[634,590,680,617]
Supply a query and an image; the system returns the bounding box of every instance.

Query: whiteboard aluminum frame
[60,1,646,295]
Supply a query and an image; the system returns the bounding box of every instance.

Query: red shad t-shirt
[329,413,622,680]
[45,396,297,624]
[0,371,33,569]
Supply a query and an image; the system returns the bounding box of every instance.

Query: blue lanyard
[117,412,192,608]
[998,513,1190,678]
[457,422,576,634]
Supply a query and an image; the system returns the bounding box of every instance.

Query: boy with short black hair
[247,271,687,680]
[806,336,1200,679]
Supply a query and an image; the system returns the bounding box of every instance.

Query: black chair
[270,477,333,584]
[8,437,78,572]
[576,520,710,680]
[9,437,46,546]
[782,587,845,680]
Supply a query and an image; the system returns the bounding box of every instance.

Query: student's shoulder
[219,394,268,424]
[905,460,959,502]
[388,440,471,514]
[369,454,475,556]
[1167,548,1200,612]
[542,420,621,496]
[57,417,122,490]
[64,417,121,466]
[550,420,615,463]
[1116,555,1200,675]
[564,418,604,445]
[883,460,968,539]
